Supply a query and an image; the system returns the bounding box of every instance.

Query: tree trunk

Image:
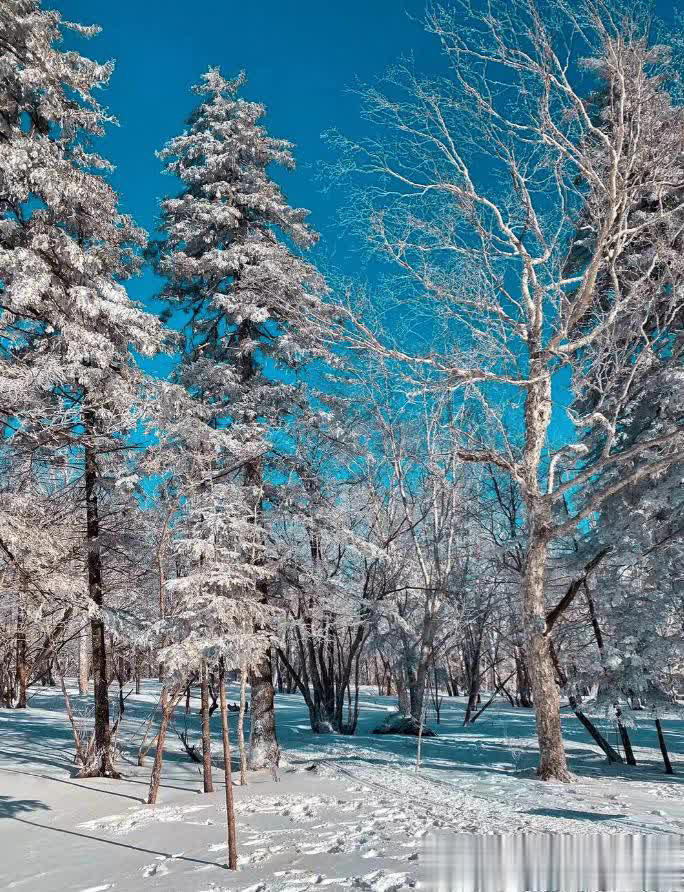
[238,663,248,784]
[515,649,533,707]
[219,661,237,870]
[468,671,517,724]
[617,716,637,767]
[524,529,571,781]
[78,620,90,696]
[655,719,674,775]
[85,434,117,778]
[410,646,430,722]
[572,701,623,763]
[147,685,179,804]
[15,599,27,709]
[200,660,214,793]
[396,662,411,717]
[247,648,279,769]
[463,674,481,725]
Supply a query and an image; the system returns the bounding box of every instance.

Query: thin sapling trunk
[200,660,214,793]
[219,660,238,870]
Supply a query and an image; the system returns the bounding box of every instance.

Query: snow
[1,683,682,891]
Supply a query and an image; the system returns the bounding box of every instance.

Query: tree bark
[219,661,237,870]
[84,432,117,778]
[15,598,27,709]
[78,619,90,696]
[247,648,279,769]
[655,719,674,775]
[238,663,248,784]
[147,685,180,804]
[200,660,214,793]
[515,649,533,707]
[617,715,637,766]
[524,528,571,781]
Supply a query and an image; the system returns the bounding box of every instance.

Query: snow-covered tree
[0,1,164,775]
[153,68,334,768]
[327,0,684,780]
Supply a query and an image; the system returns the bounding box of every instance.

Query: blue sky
[56,1,436,310]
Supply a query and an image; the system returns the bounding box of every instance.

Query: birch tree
[327,0,684,779]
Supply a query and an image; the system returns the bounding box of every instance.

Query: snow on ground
[0,683,682,891]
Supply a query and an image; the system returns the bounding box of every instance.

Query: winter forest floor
[0,684,682,892]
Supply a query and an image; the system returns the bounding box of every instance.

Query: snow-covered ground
[1,684,682,891]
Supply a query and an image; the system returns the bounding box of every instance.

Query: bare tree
[328,0,684,779]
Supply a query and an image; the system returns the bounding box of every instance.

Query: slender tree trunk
[515,649,533,707]
[524,527,571,782]
[248,649,278,769]
[573,704,623,763]
[147,685,179,804]
[219,661,237,870]
[396,662,411,717]
[200,660,214,793]
[468,671,517,725]
[463,669,481,725]
[78,620,90,696]
[655,719,674,775]
[415,702,425,774]
[410,644,431,722]
[15,598,27,709]
[238,663,248,784]
[374,656,384,696]
[617,716,637,767]
[84,433,117,778]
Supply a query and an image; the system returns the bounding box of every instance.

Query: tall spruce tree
[0,1,164,775]
[154,69,333,768]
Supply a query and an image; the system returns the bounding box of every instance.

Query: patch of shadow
[0,794,50,818]
[526,807,625,822]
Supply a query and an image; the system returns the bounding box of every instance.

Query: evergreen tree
[154,68,333,768]
[0,0,164,775]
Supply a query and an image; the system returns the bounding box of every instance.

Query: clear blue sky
[53,0,445,382]
[56,1,435,296]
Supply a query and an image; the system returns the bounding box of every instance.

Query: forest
[1,1,683,890]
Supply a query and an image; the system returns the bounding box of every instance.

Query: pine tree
[0,1,164,775]
[154,68,333,768]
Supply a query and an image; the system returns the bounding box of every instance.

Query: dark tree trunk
[617,716,637,766]
[200,660,214,793]
[572,700,623,763]
[655,719,674,775]
[219,661,237,870]
[463,665,481,725]
[15,600,28,709]
[515,649,533,707]
[78,620,90,695]
[85,434,117,778]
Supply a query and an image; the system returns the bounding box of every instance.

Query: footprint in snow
[142,857,169,878]
[352,871,413,891]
